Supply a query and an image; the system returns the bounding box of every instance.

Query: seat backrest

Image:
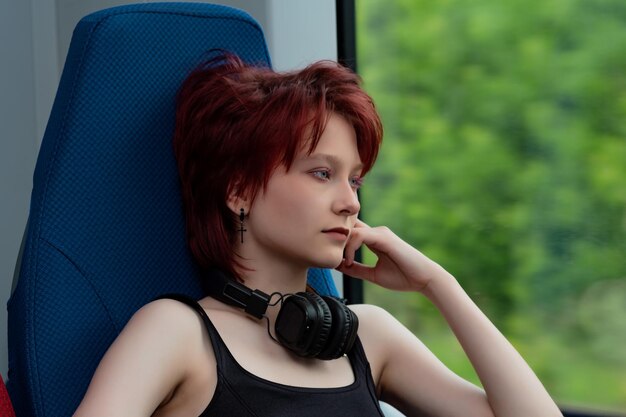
[7,4,337,416]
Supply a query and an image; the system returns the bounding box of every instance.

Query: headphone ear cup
[275,292,332,358]
[317,297,359,360]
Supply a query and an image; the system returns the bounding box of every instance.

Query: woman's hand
[336,219,452,293]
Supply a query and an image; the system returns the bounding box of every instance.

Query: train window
[354,0,626,413]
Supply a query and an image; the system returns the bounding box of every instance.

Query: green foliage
[357,0,626,410]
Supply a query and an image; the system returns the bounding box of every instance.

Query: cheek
[256,186,320,233]
[266,191,313,225]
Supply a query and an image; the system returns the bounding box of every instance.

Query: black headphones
[204,269,359,360]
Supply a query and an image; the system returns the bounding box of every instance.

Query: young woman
[74,55,562,417]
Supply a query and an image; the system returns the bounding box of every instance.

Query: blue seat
[6,4,338,416]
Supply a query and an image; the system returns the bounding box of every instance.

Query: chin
[308,253,344,269]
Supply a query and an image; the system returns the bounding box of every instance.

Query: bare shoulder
[348,303,435,364]
[349,303,394,321]
[349,303,405,339]
[120,297,209,356]
[74,297,215,416]
[348,303,413,348]
[126,297,217,384]
[131,297,205,334]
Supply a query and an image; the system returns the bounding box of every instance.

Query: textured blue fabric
[6,4,337,417]
[308,267,340,296]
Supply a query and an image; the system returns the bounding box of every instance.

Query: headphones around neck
[204,269,359,360]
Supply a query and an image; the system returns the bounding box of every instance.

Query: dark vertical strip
[336,0,363,304]
[336,0,357,72]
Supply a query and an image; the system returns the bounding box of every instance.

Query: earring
[238,208,247,243]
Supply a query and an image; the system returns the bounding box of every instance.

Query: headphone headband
[206,268,270,319]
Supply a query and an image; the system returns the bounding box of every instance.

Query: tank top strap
[154,294,228,369]
[347,335,368,372]
[347,336,381,405]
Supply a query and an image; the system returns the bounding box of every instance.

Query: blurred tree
[357,0,626,409]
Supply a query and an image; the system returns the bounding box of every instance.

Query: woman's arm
[73,299,212,417]
[338,220,562,417]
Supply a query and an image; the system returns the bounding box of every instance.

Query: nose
[332,180,360,216]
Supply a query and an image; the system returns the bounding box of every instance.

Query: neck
[232,236,311,296]
[238,264,308,295]
[230,257,310,323]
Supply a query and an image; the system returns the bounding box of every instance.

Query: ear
[226,189,249,215]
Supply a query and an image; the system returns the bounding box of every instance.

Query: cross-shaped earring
[238,208,247,243]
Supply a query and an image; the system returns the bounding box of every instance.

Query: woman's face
[244,113,363,269]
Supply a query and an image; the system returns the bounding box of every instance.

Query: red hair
[173,54,383,281]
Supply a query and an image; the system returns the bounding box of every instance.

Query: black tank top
[164,295,385,417]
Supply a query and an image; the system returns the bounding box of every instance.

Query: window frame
[337,0,364,305]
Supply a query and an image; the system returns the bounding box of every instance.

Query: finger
[343,227,366,266]
[354,218,369,228]
[336,260,375,282]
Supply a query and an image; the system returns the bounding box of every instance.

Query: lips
[322,227,349,237]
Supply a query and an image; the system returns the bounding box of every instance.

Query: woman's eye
[350,176,364,190]
[311,170,331,181]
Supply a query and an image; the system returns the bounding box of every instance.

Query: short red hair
[173,54,383,281]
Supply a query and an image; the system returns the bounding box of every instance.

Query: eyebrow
[302,153,364,172]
